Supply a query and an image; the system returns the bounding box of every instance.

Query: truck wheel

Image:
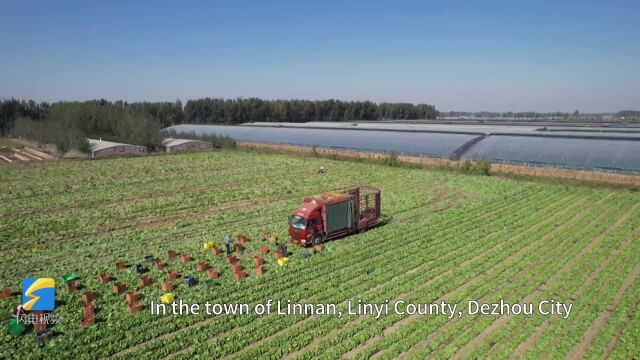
[313,235,323,245]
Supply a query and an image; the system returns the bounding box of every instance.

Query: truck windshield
[290,215,306,230]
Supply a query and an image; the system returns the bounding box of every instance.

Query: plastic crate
[160,293,174,304]
[61,272,76,285]
[7,318,26,336]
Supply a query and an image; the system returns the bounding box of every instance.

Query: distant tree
[0,99,21,137]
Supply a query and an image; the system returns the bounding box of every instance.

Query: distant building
[88,138,146,158]
[162,138,213,153]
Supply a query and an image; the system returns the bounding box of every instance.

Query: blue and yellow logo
[21,278,55,311]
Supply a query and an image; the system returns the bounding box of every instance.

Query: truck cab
[288,198,323,246]
[289,186,381,246]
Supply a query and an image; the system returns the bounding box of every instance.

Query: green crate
[7,318,26,336]
[203,279,219,287]
[61,272,76,285]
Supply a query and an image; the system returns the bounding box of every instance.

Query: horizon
[1,0,639,113]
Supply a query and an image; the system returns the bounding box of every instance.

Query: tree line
[183,98,438,124]
[0,97,437,152]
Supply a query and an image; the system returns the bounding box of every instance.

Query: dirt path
[566,263,640,359]
[450,201,640,359]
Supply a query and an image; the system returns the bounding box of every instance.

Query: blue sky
[1,0,638,112]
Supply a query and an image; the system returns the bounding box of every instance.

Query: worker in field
[277,243,287,257]
[224,234,232,255]
[11,304,24,319]
[318,166,325,174]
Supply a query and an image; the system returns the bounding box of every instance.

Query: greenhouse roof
[166,124,640,173]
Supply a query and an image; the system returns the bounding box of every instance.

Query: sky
[1,0,639,112]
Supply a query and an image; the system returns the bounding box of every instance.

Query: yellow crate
[277,257,288,266]
[160,293,175,304]
[203,241,214,250]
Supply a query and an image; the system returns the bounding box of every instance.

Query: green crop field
[1,150,639,359]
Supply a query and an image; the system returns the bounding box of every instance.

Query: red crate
[115,261,126,270]
[127,302,143,314]
[207,269,218,279]
[167,270,177,281]
[233,271,247,281]
[155,260,165,270]
[81,291,97,304]
[231,263,242,273]
[98,273,110,284]
[225,255,237,264]
[125,291,139,304]
[81,315,95,327]
[196,261,208,272]
[66,280,77,292]
[139,276,152,287]
[83,303,95,318]
[181,254,191,263]
[253,256,264,267]
[259,245,269,255]
[212,247,222,255]
[161,281,173,292]
[168,250,177,260]
[112,283,126,294]
[255,266,264,276]
[0,288,11,299]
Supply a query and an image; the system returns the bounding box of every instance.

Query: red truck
[288,185,381,246]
